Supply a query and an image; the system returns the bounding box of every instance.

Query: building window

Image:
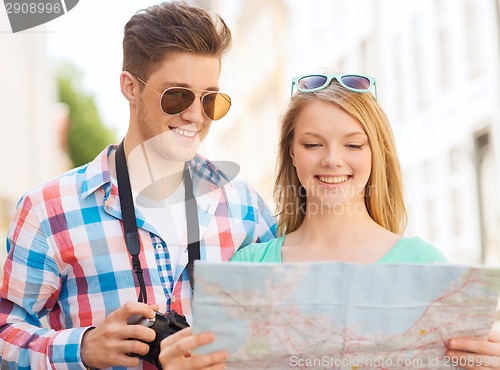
[423,160,434,185]
[438,28,451,91]
[464,0,485,78]
[425,198,436,241]
[423,159,436,241]
[475,130,500,265]
[436,0,451,91]
[393,36,404,119]
[412,16,426,109]
[448,146,462,174]
[361,35,376,76]
[450,188,462,237]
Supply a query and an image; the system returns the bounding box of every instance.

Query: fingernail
[201,332,215,342]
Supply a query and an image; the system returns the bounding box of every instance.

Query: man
[0,2,276,369]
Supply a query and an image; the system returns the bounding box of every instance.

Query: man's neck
[111,138,187,200]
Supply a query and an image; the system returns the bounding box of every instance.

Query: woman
[232,73,445,264]
[231,72,500,369]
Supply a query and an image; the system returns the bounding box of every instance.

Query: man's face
[133,52,221,163]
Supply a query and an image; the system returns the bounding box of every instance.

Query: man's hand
[80,301,159,369]
[159,327,228,370]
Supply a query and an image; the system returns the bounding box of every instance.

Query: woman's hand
[447,329,500,369]
[158,327,228,370]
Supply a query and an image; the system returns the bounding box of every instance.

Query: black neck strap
[115,141,200,303]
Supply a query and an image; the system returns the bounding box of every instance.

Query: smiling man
[0,2,276,369]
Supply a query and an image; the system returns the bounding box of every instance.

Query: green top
[230,235,447,263]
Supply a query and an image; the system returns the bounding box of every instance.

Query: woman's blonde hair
[274,81,407,236]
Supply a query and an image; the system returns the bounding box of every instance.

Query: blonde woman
[232,73,444,264]
[231,73,500,369]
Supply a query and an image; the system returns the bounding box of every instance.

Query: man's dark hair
[123,1,232,82]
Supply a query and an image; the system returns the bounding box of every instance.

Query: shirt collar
[79,144,235,201]
[80,144,115,200]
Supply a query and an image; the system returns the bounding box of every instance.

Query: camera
[127,311,190,368]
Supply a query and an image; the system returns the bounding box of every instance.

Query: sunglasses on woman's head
[134,75,232,121]
[291,73,377,101]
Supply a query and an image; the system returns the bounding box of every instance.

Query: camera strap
[115,141,200,304]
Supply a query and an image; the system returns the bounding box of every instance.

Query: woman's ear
[120,71,138,104]
[289,146,296,167]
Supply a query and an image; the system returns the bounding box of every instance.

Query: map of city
[192,261,500,369]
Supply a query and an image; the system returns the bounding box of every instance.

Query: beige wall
[199,0,289,208]
[0,12,69,262]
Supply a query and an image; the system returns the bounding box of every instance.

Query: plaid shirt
[0,145,277,370]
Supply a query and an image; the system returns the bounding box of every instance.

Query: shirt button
[155,243,163,250]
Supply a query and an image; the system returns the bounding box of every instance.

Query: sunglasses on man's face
[134,75,231,121]
[291,73,377,101]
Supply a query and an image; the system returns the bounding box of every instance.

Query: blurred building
[200,0,500,265]
[195,0,289,206]
[0,13,69,261]
[375,0,500,266]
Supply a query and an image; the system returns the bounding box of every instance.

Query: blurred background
[1,0,499,267]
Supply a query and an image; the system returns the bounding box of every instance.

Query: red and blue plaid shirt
[0,145,276,369]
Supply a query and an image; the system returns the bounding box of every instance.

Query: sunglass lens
[297,75,328,91]
[341,75,371,90]
[161,88,195,115]
[202,93,231,120]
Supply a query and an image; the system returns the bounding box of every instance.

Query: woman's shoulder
[379,236,448,263]
[230,236,285,263]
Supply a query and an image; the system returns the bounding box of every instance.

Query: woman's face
[290,99,372,214]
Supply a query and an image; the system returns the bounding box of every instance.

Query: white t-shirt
[112,176,187,279]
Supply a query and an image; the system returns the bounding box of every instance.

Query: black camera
[128,311,190,368]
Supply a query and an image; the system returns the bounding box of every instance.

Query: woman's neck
[298,205,376,245]
[282,203,399,263]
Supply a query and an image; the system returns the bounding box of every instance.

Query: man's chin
[167,149,198,164]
